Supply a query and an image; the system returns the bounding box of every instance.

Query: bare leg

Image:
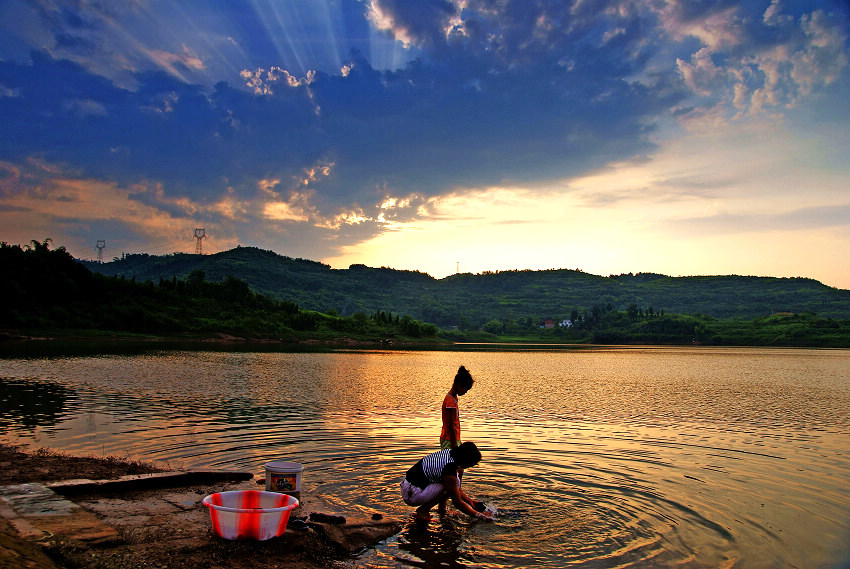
[416,490,447,519]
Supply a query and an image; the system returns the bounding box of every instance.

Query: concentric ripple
[1,346,848,568]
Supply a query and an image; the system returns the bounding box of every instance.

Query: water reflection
[395,518,472,568]
[0,378,75,429]
[0,347,848,568]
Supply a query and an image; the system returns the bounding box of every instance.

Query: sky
[1,0,848,289]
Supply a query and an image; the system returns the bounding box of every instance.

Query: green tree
[482,319,503,334]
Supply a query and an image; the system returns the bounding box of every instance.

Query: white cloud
[240,66,314,95]
[263,201,310,222]
[602,27,626,44]
[148,45,206,73]
[763,0,792,27]
[677,47,727,96]
[792,10,849,95]
[658,4,743,51]
[671,3,849,121]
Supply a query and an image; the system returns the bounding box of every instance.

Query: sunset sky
[1,1,848,288]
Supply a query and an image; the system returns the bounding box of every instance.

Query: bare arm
[442,473,492,519]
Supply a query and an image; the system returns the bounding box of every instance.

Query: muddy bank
[0,445,165,486]
[0,445,403,569]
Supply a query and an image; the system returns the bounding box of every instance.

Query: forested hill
[80,246,850,328]
[2,241,439,341]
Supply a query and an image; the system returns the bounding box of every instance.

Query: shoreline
[2,331,845,351]
[0,444,403,569]
[4,324,849,350]
[0,329,449,348]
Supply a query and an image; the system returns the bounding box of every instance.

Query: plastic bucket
[202,490,299,541]
[265,461,303,496]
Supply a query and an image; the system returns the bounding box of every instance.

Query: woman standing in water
[441,365,474,450]
[438,365,475,513]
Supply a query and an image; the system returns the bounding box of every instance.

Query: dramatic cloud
[0,0,848,286]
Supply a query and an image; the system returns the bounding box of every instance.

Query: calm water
[1,345,848,569]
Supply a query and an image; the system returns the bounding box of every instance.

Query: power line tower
[96,240,106,264]
[193,228,206,255]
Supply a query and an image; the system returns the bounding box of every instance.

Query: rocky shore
[0,444,402,569]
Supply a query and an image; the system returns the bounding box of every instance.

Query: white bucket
[265,461,303,495]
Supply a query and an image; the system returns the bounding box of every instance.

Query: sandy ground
[0,444,402,569]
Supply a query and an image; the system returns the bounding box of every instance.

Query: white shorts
[401,477,460,506]
[400,478,448,506]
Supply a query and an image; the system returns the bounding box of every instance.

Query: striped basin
[202,490,299,540]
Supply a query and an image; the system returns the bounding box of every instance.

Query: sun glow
[324,123,850,288]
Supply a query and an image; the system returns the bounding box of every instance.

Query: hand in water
[473,501,498,520]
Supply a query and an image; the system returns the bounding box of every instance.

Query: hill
[81,246,850,327]
[1,241,438,342]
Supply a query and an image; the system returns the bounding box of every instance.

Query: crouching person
[400,441,493,522]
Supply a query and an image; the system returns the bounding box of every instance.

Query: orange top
[440,392,460,443]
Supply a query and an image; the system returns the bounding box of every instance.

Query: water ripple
[1,347,849,568]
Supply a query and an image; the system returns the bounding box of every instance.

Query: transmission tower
[193,228,206,255]
[96,240,106,264]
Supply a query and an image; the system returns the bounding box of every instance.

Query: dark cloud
[0,204,30,213]
[0,0,847,260]
[0,4,683,219]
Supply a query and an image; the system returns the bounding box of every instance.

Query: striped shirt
[405,449,458,489]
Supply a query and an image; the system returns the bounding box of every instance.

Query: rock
[287,518,310,531]
[309,512,346,524]
[307,516,403,555]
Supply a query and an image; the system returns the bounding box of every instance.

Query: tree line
[6,240,849,347]
[449,300,850,348]
[0,240,438,342]
[82,246,850,330]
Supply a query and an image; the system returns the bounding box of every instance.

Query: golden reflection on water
[1,346,848,568]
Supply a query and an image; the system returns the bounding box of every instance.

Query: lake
[1,344,848,568]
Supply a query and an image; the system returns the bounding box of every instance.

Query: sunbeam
[0,0,848,288]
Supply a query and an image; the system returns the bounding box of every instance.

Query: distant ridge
[80,246,850,326]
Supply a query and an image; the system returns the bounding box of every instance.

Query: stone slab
[0,496,43,540]
[0,517,62,569]
[47,470,253,496]
[0,483,76,516]
[0,483,119,544]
